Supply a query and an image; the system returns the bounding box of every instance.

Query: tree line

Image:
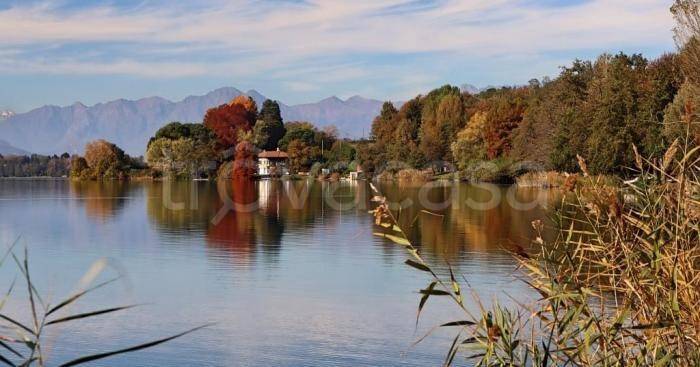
[0,153,71,177]
[360,46,698,179]
[144,95,354,179]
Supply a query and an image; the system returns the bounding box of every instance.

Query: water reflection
[139,180,559,267]
[376,182,559,259]
[69,180,135,221]
[0,179,559,366]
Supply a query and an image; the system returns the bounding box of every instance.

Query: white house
[257,149,289,177]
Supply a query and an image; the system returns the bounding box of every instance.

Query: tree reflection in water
[87,179,560,271]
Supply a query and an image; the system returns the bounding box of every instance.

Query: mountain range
[0,88,386,155]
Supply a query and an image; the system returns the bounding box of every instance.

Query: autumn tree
[451,110,488,171]
[229,95,258,123]
[419,85,465,162]
[483,88,527,159]
[287,139,321,173]
[389,97,425,167]
[371,102,398,144]
[232,140,257,178]
[83,139,129,179]
[69,155,90,179]
[203,103,254,149]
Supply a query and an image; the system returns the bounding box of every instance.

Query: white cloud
[0,0,677,101]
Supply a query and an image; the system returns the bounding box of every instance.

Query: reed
[0,243,206,367]
[370,132,700,366]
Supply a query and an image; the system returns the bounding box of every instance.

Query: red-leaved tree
[232,141,257,178]
[203,103,254,148]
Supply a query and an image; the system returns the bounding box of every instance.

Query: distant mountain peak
[244,89,267,107]
[321,96,343,104]
[0,110,15,120]
[0,139,29,156]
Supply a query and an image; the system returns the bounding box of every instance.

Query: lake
[0,179,558,366]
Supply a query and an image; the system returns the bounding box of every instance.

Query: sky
[0,0,677,112]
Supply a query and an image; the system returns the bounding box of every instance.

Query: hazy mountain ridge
[0,110,15,120]
[0,88,384,155]
[0,139,29,156]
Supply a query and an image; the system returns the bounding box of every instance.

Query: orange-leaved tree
[229,95,258,123]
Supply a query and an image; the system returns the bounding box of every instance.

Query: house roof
[258,150,289,159]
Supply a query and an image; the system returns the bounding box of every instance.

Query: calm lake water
[0,179,557,366]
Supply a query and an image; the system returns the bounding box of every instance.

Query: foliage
[370,130,700,365]
[148,122,216,148]
[287,139,321,173]
[228,95,258,123]
[419,86,467,162]
[354,140,384,174]
[451,110,488,172]
[370,102,398,144]
[145,122,218,178]
[547,60,595,172]
[584,53,651,174]
[362,45,686,179]
[275,122,335,172]
[146,138,213,178]
[232,140,257,178]
[203,103,254,149]
[253,100,286,150]
[75,140,130,180]
[278,122,317,150]
[0,244,206,366]
[663,82,700,144]
[69,156,90,179]
[326,140,356,165]
[483,88,528,159]
[0,154,71,177]
[672,0,700,86]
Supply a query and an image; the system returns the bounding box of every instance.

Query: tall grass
[0,244,207,366]
[370,132,700,365]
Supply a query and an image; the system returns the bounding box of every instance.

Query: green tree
[663,82,700,144]
[327,140,356,163]
[585,53,649,174]
[278,122,317,150]
[254,100,286,150]
[548,60,595,172]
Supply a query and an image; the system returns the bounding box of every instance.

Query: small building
[349,163,364,180]
[257,149,289,177]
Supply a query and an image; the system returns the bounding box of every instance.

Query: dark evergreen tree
[254,100,286,150]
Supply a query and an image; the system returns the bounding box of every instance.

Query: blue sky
[0,0,676,112]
